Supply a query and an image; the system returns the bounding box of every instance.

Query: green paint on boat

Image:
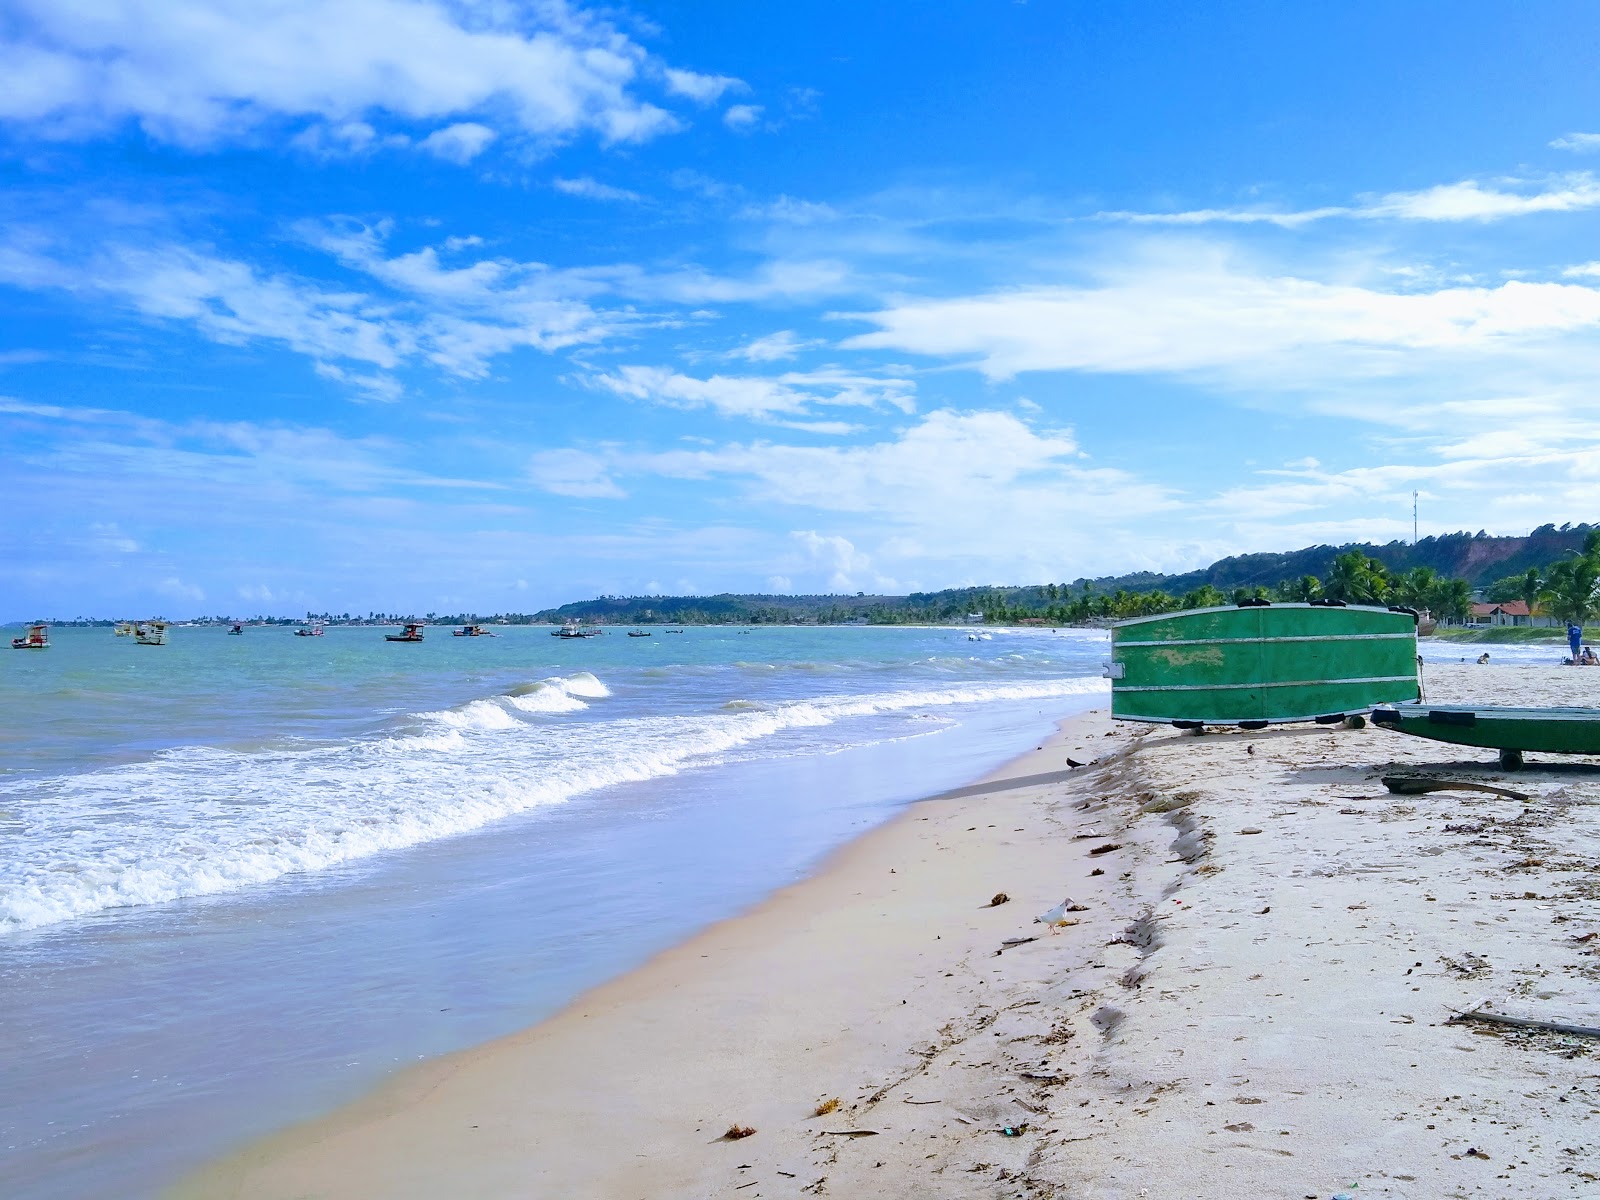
[1372,703,1600,755]
[1110,603,1420,725]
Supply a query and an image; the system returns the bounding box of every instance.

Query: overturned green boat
[1372,703,1600,768]
[1110,603,1420,727]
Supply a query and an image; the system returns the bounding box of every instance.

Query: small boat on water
[294,625,324,637]
[134,621,168,646]
[627,630,652,637]
[228,623,244,635]
[554,620,602,638]
[1374,702,1600,769]
[114,621,134,637]
[453,624,495,637]
[385,622,426,643]
[11,623,49,649]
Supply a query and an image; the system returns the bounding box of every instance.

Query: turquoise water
[0,624,1108,1198]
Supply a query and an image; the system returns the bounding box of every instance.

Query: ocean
[0,623,1109,1199]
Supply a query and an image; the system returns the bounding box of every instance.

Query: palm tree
[1518,566,1542,614]
[1324,551,1390,604]
[1390,566,1438,609]
[1540,553,1600,625]
[1181,584,1228,609]
[1428,577,1473,624]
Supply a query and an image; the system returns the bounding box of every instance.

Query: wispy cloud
[723,104,764,132]
[586,364,915,420]
[0,0,708,153]
[1098,174,1600,227]
[417,122,497,164]
[1551,133,1600,153]
[553,176,646,203]
[662,68,745,105]
[842,243,1600,386]
[528,448,625,498]
[730,330,822,362]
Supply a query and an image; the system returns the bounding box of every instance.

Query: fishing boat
[11,623,49,649]
[1373,703,1600,769]
[627,630,652,637]
[134,621,168,646]
[1108,602,1420,727]
[385,622,425,643]
[228,623,244,635]
[114,621,134,637]
[453,624,495,637]
[294,625,324,637]
[553,620,602,638]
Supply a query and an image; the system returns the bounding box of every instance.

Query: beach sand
[175,663,1599,1199]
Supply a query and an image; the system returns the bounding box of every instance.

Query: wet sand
[176,664,1600,1198]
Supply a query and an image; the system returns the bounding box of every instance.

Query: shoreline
[176,668,1599,1198]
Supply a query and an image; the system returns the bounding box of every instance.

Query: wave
[0,673,1105,934]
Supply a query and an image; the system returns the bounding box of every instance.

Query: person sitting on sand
[1584,647,1598,666]
[1477,652,1491,665]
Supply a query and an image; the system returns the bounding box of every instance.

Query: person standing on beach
[1570,622,1584,662]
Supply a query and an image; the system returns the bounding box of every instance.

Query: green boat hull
[1110,604,1419,726]
[1372,703,1600,754]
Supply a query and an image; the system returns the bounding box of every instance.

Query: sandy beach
[177,662,1599,1199]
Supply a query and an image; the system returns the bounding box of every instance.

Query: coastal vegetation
[31,525,1600,629]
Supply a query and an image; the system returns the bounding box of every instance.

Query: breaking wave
[1,672,1104,933]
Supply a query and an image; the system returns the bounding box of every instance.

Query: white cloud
[553,176,645,203]
[0,0,695,151]
[766,574,792,592]
[842,245,1600,385]
[88,521,139,554]
[0,221,640,395]
[156,576,205,603]
[792,531,873,591]
[663,68,744,104]
[723,104,763,132]
[1552,133,1600,153]
[731,330,820,362]
[586,364,915,420]
[740,196,840,224]
[290,120,410,158]
[418,122,497,164]
[528,448,625,498]
[1098,174,1600,227]
[534,409,1177,581]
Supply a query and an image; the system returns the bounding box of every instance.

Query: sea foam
[0,672,1105,933]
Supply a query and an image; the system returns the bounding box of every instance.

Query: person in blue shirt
[1569,622,1583,662]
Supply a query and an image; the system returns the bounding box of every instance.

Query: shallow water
[0,624,1108,1199]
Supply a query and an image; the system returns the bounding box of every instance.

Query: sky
[6,0,1600,618]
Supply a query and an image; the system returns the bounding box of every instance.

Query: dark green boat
[1372,702,1600,768]
[1110,603,1419,727]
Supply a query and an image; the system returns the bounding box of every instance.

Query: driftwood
[1381,776,1529,802]
[1449,1007,1600,1039]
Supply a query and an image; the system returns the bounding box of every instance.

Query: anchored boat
[134,621,168,646]
[1373,703,1600,769]
[1109,602,1420,727]
[453,624,495,637]
[11,623,49,649]
[385,622,426,642]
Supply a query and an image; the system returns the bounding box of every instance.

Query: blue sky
[6,0,1600,618]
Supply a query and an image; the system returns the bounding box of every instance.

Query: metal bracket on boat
[1102,661,1126,680]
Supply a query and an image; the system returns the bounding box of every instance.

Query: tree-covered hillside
[526,525,1598,627]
